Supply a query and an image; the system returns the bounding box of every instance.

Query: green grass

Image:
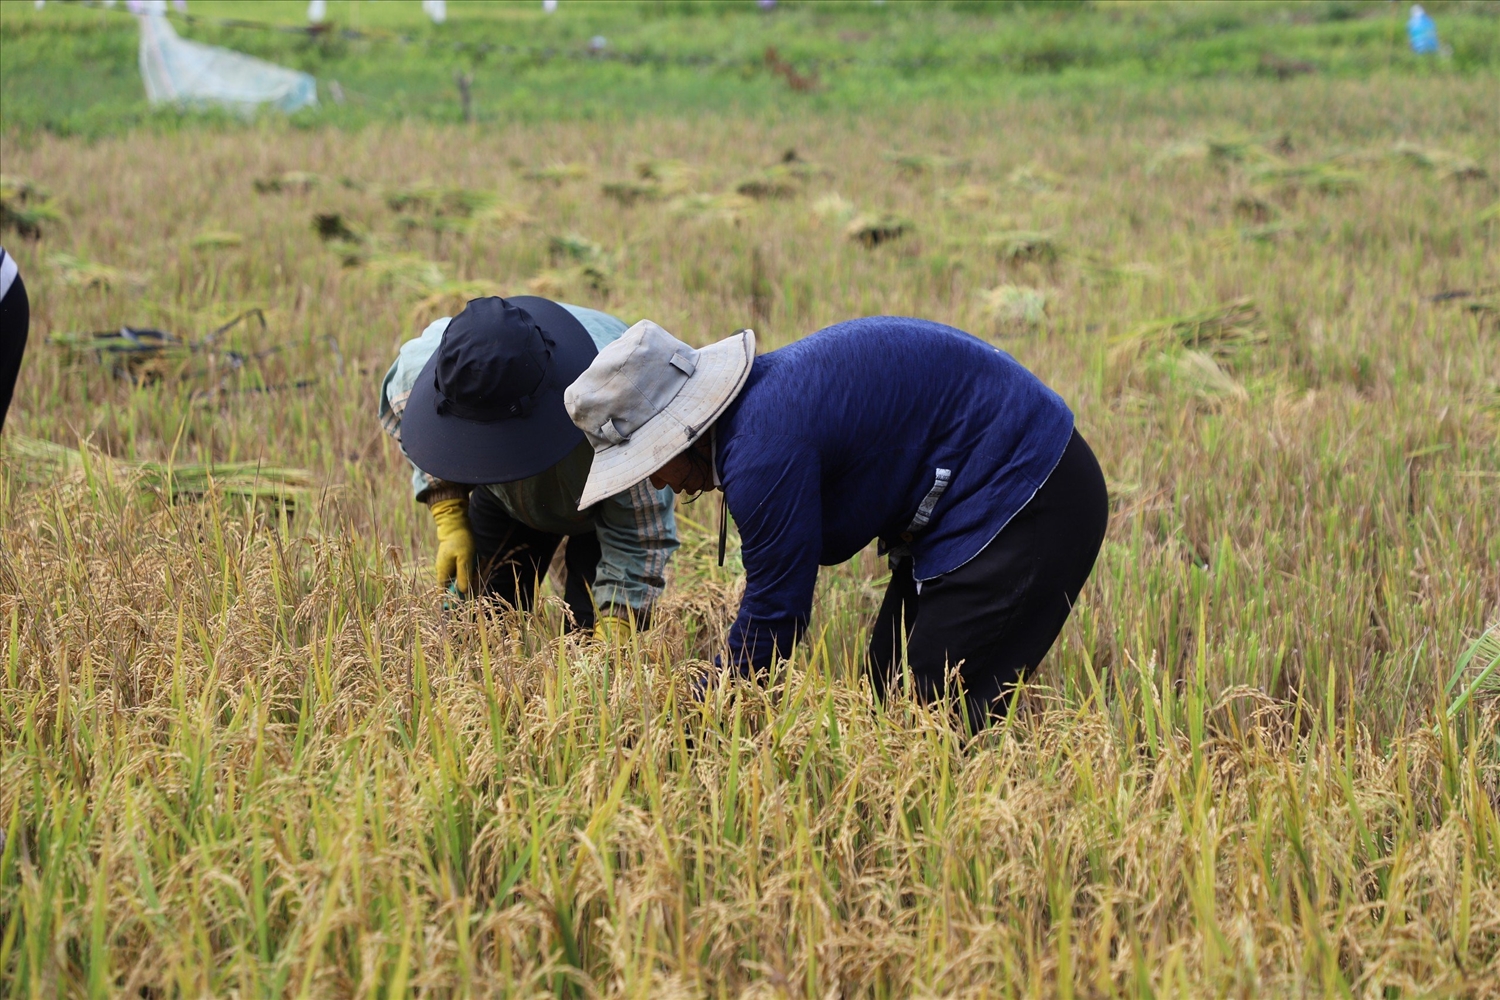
[2,0,1499,138]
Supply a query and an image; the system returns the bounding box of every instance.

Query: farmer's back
[718,316,1075,579]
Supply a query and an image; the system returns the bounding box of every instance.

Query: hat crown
[434,298,554,422]
[565,320,699,448]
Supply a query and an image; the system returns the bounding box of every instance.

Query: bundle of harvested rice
[940,184,1000,210]
[527,263,612,300]
[1389,143,1487,182]
[385,185,498,217]
[1006,165,1063,192]
[5,435,315,505]
[845,214,911,247]
[549,233,607,266]
[735,165,804,201]
[980,285,1047,328]
[635,160,697,196]
[601,180,662,206]
[50,309,270,384]
[670,193,753,227]
[1232,193,1278,222]
[984,230,1060,262]
[190,230,244,251]
[48,251,144,292]
[1148,134,1285,172]
[253,171,321,194]
[1155,349,1249,402]
[1109,297,1263,365]
[1250,161,1361,194]
[0,175,62,239]
[409,280,504,328]
[541,234,615,294]
[885,152,967,177]
[523,162,590,185]
[810,193,856,222]
[313,212,366,244]
[1234,222,1297,244]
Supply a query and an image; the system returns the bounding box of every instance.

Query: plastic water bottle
[1408,5,1439,55]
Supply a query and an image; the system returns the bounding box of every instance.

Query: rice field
[2,48,1498,999]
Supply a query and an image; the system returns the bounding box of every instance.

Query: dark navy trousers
[868,429,1109,732]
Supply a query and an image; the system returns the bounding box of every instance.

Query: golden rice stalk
[1446,624,1500,718]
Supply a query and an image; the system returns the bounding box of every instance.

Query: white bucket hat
[565,320,755,509]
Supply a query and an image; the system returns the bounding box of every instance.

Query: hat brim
[576,329,755,509]
[402,296,597,485]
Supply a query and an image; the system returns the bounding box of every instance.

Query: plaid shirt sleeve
[377,317,469,503]
[592,480,679,614]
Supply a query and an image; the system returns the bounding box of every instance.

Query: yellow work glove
[429,497,475,596]
[593,613,635,645]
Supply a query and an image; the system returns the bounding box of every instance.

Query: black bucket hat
[401,296,597,485]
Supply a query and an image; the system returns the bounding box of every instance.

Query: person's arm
[592,480,679,622]
[378,317,476,591]
[725,449,823,673]
[377,317,469,502]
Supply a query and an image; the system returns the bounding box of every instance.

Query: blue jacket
[717,317,1074,669]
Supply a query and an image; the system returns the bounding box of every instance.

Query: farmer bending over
[564,317,1107,729]
[380,296,678,638]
